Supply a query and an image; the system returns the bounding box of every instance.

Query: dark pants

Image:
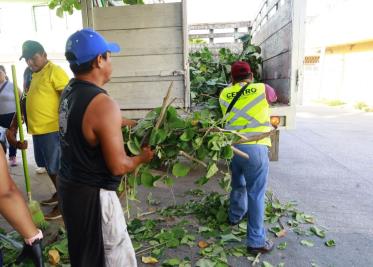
[58,177,105,267]
[0,112,17,158]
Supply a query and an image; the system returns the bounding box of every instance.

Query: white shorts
[100,189,137,267]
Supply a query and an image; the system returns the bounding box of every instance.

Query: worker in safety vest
[219,61,277,254]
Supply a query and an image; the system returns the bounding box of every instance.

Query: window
[33,5,81,32]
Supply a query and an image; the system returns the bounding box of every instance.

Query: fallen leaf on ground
[310,226,326,238]
[142,256,158,264]
[276,229,287,237]
[300,240,314,247]
[262,261,274,267]
[198,240,209,248]
[277,242,287,250]
[147,207,157,212]
[48,249,60,266]
[325,239,336,247]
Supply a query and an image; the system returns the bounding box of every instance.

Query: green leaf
[127,139,140,155]
[162,258,181,266]
[73,1,81,10]
[221,233,241,243]
[49,238,68,255]
[206,163,218,178]
[152,248,162,256]
[181,234,195,247]
[219,173,231,191]
[287,219,299,227]
[171,227,185,239]
[192,137,203,149]
[149,128,167,146]
[132,241,142,251]
[300,240,314,247]
[195,258,215,267]
[180,128,195,141]
[277,242,287,250]
[117,178,125,193]
[123,0,144,4]
[195,176,209,185]
[168,118,185,129]
[262,262,274,267]
[196,146,208,160]
[56,6,64,17]
[221,145,234,159]
[216,207,227,223]
[163,176,174,186]
[148,240,159,246]
[127,174,136,187]
[198,226,213,233]
[165,238,179,248]
[141,172,154,187]
[48,0,58,9]
[325,239,336,247]
[310,226,326,238]
[172,162,190,177]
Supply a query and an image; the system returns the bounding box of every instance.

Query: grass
[316,98,346,106]
[315,99,373,112]
[355,101,373,112]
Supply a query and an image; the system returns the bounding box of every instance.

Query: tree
[48,0,144,17]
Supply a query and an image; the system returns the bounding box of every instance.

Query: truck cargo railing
[188,21,251,53]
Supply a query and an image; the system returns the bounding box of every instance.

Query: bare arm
[121,118,137,127]
[0,146,38,239]
[83,94,153,176]
[265,84,278,104]
[6,115,28,150]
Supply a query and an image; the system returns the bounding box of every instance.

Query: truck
[79,0,306,160]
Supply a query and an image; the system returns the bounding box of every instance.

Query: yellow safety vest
[219,82,271,146]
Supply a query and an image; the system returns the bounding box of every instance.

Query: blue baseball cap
[65,28,120,65]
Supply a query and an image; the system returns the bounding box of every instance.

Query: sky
[305,0,373,47]
[144,0,261,23]
[186,0,261,24]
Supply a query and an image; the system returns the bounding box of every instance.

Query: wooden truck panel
[81,1,189,118]
[252,0,306,129]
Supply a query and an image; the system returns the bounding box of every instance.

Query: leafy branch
[48,0,144,17]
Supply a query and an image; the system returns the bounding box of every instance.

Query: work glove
[15,238,45,267]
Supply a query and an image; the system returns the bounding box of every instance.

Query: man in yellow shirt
[19,40,69,220]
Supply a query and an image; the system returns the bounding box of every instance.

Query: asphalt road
[266,104,373,267]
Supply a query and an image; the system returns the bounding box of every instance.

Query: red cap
[231,61,251,79]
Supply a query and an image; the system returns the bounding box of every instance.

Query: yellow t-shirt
[26,61,69,135]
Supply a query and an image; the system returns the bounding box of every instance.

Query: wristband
[25,229,43,245]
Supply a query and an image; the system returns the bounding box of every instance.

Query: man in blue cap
[58,28,153,267]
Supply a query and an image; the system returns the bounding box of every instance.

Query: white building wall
[0,2,82,86]
[303,0,373,105]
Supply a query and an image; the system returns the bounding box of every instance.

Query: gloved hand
[15,238,44,267]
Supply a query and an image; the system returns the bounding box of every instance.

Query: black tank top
[58,79,121,190]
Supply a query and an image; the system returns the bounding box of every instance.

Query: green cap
[19,40,45,60]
